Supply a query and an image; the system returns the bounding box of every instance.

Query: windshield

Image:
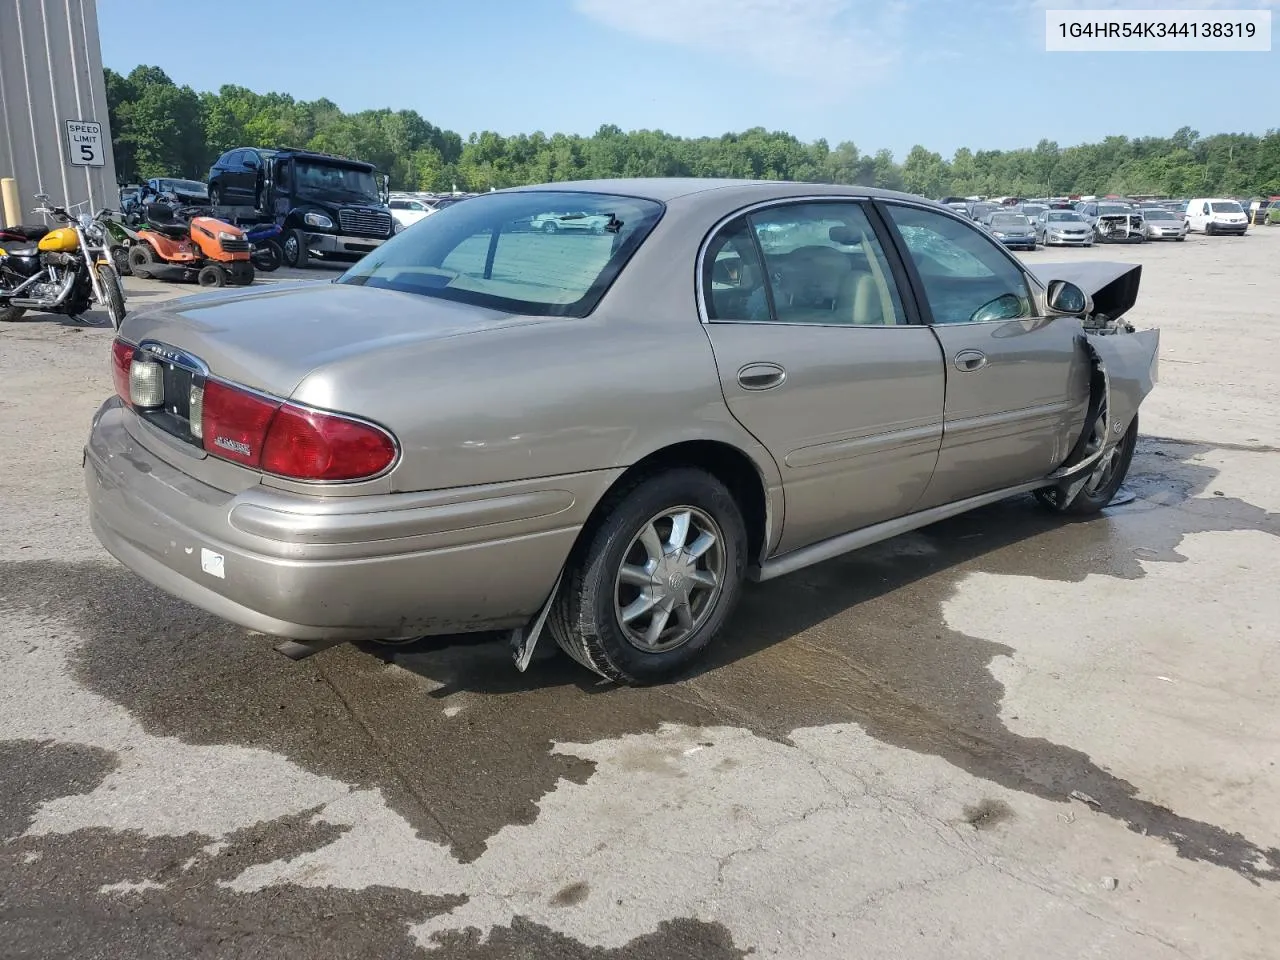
[990,214,1028,226]
[160,179,208,196]
[1097,204,1131,215]
[1146,210,1178,220]
[294,161,380,202]
[1047,212,1083,222]
[1019,205,1046,215]
[338,190,664,318]
[1210,201,1243,213]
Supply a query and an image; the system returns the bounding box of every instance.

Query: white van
[1185,198,1249,236]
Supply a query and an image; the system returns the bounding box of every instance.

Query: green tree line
[105,64,1280,198]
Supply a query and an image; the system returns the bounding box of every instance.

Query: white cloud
[572,0,909,89]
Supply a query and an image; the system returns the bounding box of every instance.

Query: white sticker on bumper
[200,548,226,579]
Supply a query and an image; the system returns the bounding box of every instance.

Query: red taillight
[200,380,396,481]
[200,380,280,468]
[262,403,397,481]
[111,339,135,400]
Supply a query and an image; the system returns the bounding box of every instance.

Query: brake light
[262,404,398,481]
[111,339,135,400]
[201,380,279,468]
[199,379,396,481]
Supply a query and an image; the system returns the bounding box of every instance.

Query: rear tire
[127,243,157,279]
[110,244,132,276]
[197,264,228,287]
[96,263,127,329]
[252,239,282,272]
[1036,414,1139,515]
[549,468,747,685]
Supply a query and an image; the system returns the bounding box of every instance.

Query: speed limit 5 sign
[64,119,106,167]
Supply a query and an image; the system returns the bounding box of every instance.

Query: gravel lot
[2,230,1278,959]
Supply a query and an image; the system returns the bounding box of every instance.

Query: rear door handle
[737,362,786,390]
[953,349,988,372]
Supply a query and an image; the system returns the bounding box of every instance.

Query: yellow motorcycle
[0,193,127,329]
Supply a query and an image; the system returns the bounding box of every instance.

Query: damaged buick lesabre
[86,179,1159,684]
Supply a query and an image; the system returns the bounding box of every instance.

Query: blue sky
[97,0,1278,159]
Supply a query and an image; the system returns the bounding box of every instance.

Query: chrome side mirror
[1046,279,1092,316]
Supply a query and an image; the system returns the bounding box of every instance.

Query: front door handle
[953,349,988,372]
[737,362,786,390]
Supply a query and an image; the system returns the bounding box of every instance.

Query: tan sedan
[86,179,1159,684]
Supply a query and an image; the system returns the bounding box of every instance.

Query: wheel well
[584,441,770,564]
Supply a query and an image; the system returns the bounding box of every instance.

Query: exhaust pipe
[9,269,75,308]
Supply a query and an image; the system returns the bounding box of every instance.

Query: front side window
[884,204,1034,325]
[339,190,663,318]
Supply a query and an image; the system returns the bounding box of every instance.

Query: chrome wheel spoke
[672,598,695,631]
[685,530,717,560]
[638,522,665,563]
[644,604,673,646]
[618,563,653,587]
[621,591,660,624]
[689,568,718,589]
[666,510,691,553]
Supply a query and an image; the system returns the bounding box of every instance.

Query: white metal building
[0,0,116,227]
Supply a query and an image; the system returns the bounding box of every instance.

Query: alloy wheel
[613,506,726,653]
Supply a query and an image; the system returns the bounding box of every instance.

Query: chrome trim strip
[751,479,1047,582]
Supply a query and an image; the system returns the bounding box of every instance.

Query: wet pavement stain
[550,881,591,908]
[962,799,1015,831]
[2,439,1278,886]
[0,742,466,959]
[425,916,748,959]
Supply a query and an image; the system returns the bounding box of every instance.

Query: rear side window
[338,191,664,318]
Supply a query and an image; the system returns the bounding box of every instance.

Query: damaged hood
[1030,261,1142,320]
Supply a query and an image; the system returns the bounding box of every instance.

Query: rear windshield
[1210,201,1243,213]
[338,191,664,317]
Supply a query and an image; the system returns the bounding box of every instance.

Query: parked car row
[388,191,481,230]
[936,193,1255,248]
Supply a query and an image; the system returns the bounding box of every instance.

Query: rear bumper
[85,399,608,641]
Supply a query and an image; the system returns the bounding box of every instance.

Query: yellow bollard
[1,177,21,228]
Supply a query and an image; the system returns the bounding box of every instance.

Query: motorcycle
[244,222,284,272]
[97,211,143,277]
[0,194,128,329]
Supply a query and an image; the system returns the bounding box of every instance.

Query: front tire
[549,468,747,685]
[1036,414,1139,515]
[197,264,228,287]
[96,263,127,329]
[284,228,310,268]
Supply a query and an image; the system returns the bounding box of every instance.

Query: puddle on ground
[1,439,1277,886]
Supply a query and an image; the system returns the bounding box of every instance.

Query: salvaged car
[1079,201,1146,243]
[86,180,1159,685]
[1036,209,1093,246]
[1141,208,1188,241]
[981,211,1037,250]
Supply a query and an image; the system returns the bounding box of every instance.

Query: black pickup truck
[206,147,394,268]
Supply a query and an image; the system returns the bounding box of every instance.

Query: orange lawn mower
[126,199,255,287]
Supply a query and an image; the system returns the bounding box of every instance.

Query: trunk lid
[116,281,532,492]
[120,281,523,395]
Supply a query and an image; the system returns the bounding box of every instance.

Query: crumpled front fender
[1045,327,1160,495]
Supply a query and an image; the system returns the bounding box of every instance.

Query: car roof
[498,177,943,207]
